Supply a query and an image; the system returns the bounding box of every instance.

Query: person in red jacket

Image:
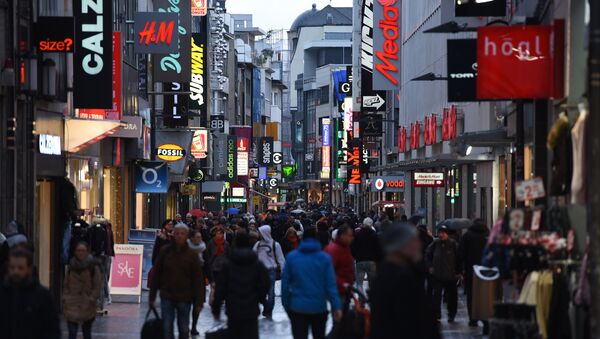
[324,225,355,299]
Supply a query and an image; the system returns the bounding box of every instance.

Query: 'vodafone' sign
[371,175,405,192]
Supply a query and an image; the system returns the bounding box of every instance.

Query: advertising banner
[258,137,274,166]
[237,137,250,176]
[213,133,228,176]
[447,39,477,102]
[226,135,238,182]
[424,114,437,146]
[442,106,457,141]
[134,12,179,54]
[190,26,208,112]
[163,82,189,127]
[398,126,407,153]
[78,32,122,120]
[34,17,74,53]
[373,0,401,91]
[477,25,553,99]
[372,175,406,192]
[109,244,144,298]
[252,68,262,123]
[74,0,113,108]
[192,0,208,16]
[154,0,191,83]
[347,140,361,185]
[413,172,444,187]
[191,129,208,159]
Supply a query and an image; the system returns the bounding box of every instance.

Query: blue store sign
[135,161,169,193]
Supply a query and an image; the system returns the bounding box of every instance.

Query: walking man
[212,233,270,339]
[351,217,383,293]
[253,224,285,319]
[150,224,205,339]
[324,225,355,300]
[282,228,342,339]
[426,225,461,323]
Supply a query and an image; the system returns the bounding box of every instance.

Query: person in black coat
[458,219,489,327]
[351,218,383,293]
[212,233,270,339]
[0,248,61,339]
[370,222,440,339]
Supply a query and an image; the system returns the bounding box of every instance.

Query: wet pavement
[63,284,486,338]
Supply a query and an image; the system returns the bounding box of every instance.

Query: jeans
[263,269,276,316]
[289,312,328,339]
[161,298,192,339]
[67,319,94,339]
[432,279,458,320]
[227,318,259,339]
[355,261,376,293]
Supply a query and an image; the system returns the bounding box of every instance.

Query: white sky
[226,0,353,31]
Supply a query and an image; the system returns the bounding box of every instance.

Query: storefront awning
[456,129,514,147]
[372,154,496,172]
[64,119,124,153]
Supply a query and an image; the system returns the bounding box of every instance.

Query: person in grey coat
[425,225,461,323]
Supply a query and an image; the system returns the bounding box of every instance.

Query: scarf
[213,237,225,257]
[287,235,299,249]
[68,254,96,273]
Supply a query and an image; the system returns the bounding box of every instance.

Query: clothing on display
[547,113,573,196]
[570,109,587,205]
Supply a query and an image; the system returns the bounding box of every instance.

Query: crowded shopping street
[1,0,600,338]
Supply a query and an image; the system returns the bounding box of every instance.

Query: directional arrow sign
[272,152,283,164]
[362,93,385,111]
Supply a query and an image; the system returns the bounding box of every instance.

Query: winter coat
[0,278,61,339]
[459,223,489,274]
[211,248,270,320]
[280,238,300,257]
[151,230,172,265]
[149,243,205,304]
[426,238,460,282]
[370,261,441,339]
[63,256,102,323]
[253,225,285,271]
[281,238,341,313]
[351,226,383,262]
[324,239,355,295]
[205,238,230,281]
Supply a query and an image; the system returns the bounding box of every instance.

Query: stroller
[328,286,371,339]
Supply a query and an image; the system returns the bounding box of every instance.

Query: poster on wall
[153,0,191,83]
[74,0,113,108]
[109,244,144,301]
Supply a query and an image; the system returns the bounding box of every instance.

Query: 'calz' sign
[74,0,113,108]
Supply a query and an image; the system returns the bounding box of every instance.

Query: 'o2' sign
[135,161,169,193]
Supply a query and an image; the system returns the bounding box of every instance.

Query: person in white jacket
[253,225,285,319]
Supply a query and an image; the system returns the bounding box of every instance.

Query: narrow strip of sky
[225,0,353,31]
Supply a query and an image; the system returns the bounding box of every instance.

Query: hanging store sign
[163,83,189,127]
[237,137,249,176]
[413,172,444,188]
[361,114,383,137]
[455,0,506,17]
[442,106,457,141]
[226,136,237,182]
[134,12,179,54]
[213,133,228,176]
[191,129,208,159]
[34,17,74,53]
[138,54,148,99]
[73,0,113,108]
[192,0,208,16]
[477,25,554,99]
[154,0,191,83]
[135,161,169,193]
[282,165,295,178]
[322,118,331,147]
[156,144,186,162]
[112,116,143,139]
[190,28,208,112]
[347,141,361,185]
[372,175,406,192]
[210,115,225,132]
[39,134,61,155]
[258,137,274,166]
[373,0,401,90]
[447,39,477,102]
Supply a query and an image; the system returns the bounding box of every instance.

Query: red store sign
[424,114,437,146]
[410,121,421,150]
[477,24,564,99]
[397,126,407,153]
[442,106,457,141]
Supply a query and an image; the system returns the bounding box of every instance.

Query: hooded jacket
[282,238,341,314]
[253,225,285,270]
[212,248,270,320]
[459,222,489,273]
[63,255,102,322]
[325,239,355,295]
[351,226,383,262]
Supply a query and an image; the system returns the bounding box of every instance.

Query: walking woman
[63,241,102,339]
[188,230,207,335]
[253,225,285,319]
[152,219,174,265]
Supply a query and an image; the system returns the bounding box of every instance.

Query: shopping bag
[141,306,163,339]
[205,324,228,339]
[328,286,370,339]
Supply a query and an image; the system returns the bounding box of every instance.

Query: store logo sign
[190,32,207,110]
[156,144,186,162]
[39,135,61,155]
[134,12,179,54]
[373,0,401,90]
[371,175,405,192]
[34,17,74,53]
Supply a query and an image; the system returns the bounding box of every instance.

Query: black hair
[9,247,34,267]
[336,225,353,236]
[234,232,251,249]
[303,227,318,239]
[162,219,173,228]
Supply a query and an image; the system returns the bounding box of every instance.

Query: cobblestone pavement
[63,285,487,338]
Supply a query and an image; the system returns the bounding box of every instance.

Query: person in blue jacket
[282,227,342,339]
